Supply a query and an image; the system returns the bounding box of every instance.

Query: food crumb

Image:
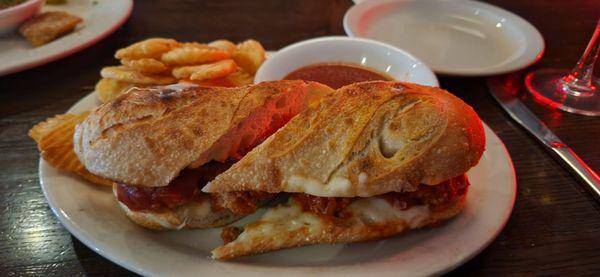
[221,226,243,243]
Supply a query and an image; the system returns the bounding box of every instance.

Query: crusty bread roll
[74,81,334,230]
[74,80,333,186]
[204,81,485,197]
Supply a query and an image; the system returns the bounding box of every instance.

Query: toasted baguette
[74,81,334,187]
[112,185,239,230]
[212,190,467,260]
[204,81,485,197]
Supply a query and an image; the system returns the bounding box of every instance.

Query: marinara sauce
[283,62,392,89]
[115,161,233,212]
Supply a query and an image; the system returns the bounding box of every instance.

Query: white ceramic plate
[0,0,133,76]
[40,91,516,276]
[256,36,438,87]
[344,0,544,76]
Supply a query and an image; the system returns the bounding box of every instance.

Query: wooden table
[1,0,599,275]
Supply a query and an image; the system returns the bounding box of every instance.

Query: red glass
[525,20,600,116]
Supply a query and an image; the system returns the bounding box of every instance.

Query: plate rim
[40,90,517,276]
[0,0,134,76]
[343,0,545,76]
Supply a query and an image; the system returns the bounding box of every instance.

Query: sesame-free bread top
[74,80,333,187]
[204,81,485,197]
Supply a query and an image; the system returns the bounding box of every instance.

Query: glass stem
[560,19,600,96]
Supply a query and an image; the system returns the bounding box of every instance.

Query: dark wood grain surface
[1,0,599,276]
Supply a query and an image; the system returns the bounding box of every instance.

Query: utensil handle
[551,143,600,200]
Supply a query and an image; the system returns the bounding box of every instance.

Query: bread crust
[74,81,333,187]
[112,185,240,230]
[204,81,485,197]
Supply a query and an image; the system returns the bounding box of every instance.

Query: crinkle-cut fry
[190,77,233,88]
[115,38,179,60]
[177,69,254,88]
[161,46,230,66]
[100,66,176,85]
[190,59,238,81]
[208,40,236,54]
[29,114,74,142]
[172,59,237,81]
[29,113,113,186]
[95,78,139,103]
[121,58,170,74]
[225,70,254,86]
[177,79,197,86]
[171,66,199,80]
[231,39,266,75]
[179,42,211,49]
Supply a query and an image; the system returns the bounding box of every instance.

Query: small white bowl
[0,0,45,35]
[255,36,438,87]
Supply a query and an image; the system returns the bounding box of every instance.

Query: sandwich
[73,80,334,230]
[203,81,486,259]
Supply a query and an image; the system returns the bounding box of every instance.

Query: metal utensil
[488,75,600,200]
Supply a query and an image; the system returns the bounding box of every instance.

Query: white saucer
[38,89,516,276]
[344,0,544,76]
[0,0,133,76]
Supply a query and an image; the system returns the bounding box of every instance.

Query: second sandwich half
[203,81,485,260]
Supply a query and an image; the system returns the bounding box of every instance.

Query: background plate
[344,0,544,76]
[40,90,516,276]
[0,0,133,76]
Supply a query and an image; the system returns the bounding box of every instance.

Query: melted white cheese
[358,172,368,186]
[219,197,433,257]
[349,198,430,228]
[286,175,352,197]
[235,200,324,249]
[188,200,212,218]
[261,201,322,229]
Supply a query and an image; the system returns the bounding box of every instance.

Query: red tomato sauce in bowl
[283,62,393,89]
